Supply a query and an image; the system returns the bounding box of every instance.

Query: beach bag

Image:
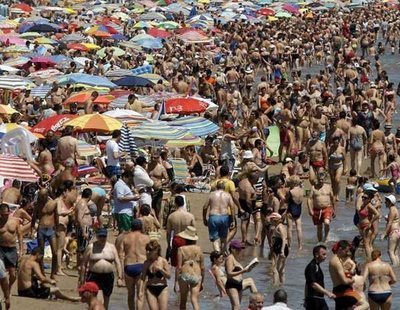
[350,135,363,151]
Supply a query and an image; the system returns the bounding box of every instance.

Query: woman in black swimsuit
[225,240,252,310]
[141,240,170,310]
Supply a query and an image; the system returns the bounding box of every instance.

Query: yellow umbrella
[268,16,278,22]
[299,8,309,13]
[139,73,169,86]
[64,114,122,132]
[82,43,101,50]
[34,37,57,44]
[198,0,210,3]
[0,105,19,115]
[64,8,77,14]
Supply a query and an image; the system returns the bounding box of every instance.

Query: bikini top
[329,152,344,161]
[358,206,369,219]
[147,269,164,279]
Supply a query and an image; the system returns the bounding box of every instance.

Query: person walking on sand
[307,169,335,243]
[79,282,106,310]
[382,194,400,266]
[80,228,123,310]
[304,245,335,310]
[203,180,236,253]
[118,219,150,310]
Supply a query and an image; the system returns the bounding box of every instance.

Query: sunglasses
[362,196,369,200]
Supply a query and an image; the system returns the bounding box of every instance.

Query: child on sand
[346,169,358,202]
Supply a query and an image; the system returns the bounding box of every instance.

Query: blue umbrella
[112,33,128,41]
[50,55,73,64]
[57,73,117,88]
[19,22,60,33]
[137,38,164,50]
[114,76,154,87]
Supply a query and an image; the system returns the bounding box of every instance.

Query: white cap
[243,150,253,159]
[385,194,397,205]
[285,157,293,162]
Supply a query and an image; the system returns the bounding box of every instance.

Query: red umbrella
[67,43,89,51]
[282,4,300,14]
[31,114,78,134]
[31,56,56,65]
[11,3,33,12]
[109,89,132,98]
[257,8,275,16]
[63,91,114,105]
[147,28,171,39]
[165,98,208,114]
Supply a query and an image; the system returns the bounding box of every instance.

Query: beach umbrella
[136,38,163,49]
[67,43,89,52]
[31,114,78,134]
[118,41,143,51]
[19,31,42,39]
[147,28,171,38]
[0,65,20,74]
[114,76,154,87]
[90,30,112,38]
[103,109,148,123]
[63,91,114,105]
[30,84,52,99]
[111,12,130,21]
[275,11,292,18]
[19,22,60,33]
[34,37,58,45]
[11,3,33,12]
[138,73,168,85]
[0,36,25,45]
[133,21,153,29]
[165,98,208,114]
[257,8,275,16]
[0,155,39,183]
[130,121,189,140]
[119,123,138,155]
[169,116,219,137]
[165,133,203,147]
[111,33,128,41]
[140,12,167,21]
[96,47,125,58]
[77,140,101,157]
[57,73,117,89]
[131,33,155,42]
[0,76,34,90]
[61,33,87,43]
[64,114,122,132]
[282,4,300,14]
[104,69,134,79]
[31,56,56,65]
[28,69,62,79]
[0,105,19,115]
[157,21,180,29]
[2,45,30,54]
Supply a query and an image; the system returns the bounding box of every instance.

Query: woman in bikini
[286,176,304,251]
[382,195,400,267]
[176,226,204,310]
[369,119,386,178]
[328,136,347,202]
[141,240,170,310]
[363,249,396,310]
[29,139,55,177]
[357,192,380,260]
[269,212,288,286]
[225,240,253,310]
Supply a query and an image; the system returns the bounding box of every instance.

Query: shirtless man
[329,240,360,310]
[1,180,21,207]
[0,203,23,293]
[238,172,261,246]
[80,228,123,309]
[175,75,189,94]
[226,67,240,87]
[79,282,106,310]
[147,152,169,219]
[306,131,328,185]
[203,181,236,253]
[166,196,195,244]
[310,105,329,142]
[307,170,335,243]
[118,219,150,310]
[56,125,79,165]
[76,188,94,268]
[18,247,80,301]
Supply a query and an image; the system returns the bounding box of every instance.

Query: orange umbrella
[63,91,114,105]
[11,3,33,12]
[64,114,122,132]
[91,30,112,38]
[67,43,89,51]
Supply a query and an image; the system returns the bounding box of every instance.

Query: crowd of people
[0,0,399,310]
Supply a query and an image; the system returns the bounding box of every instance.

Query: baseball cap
[385,194,397,205]
[229,239,245,250]
[363,183,377,192]
[96,228,108,237]
[78,282,99,294]
[243,150,253,159]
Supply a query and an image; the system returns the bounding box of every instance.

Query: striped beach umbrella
[169,116,219,137]
[0,76,34,90]
[119,123,138,155]
[130,121,189,140]
[0,154,39,182]
[64,114,122,132]
[30,84,51,99]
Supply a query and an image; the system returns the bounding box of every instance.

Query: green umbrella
[157,21,180,30]
[96,47,125,58]
[275,11,292,18]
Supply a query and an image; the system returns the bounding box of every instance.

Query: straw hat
[177,226,198,241]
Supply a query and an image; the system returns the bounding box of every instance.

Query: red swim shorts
[312,206,333,225]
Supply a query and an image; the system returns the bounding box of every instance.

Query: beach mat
[267,125,280,158]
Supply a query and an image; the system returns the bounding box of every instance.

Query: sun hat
[363,183,377,192]
[177,226,198,241]
[78,282,99,294]
[385,194,397,205]
[243,150,253,159]
[229,239,245,250]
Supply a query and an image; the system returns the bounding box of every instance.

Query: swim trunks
[333,284,360,310]
[208,215,230,241]
[312,207,333,225]
[0,246,18,268]
[124,263,144,278]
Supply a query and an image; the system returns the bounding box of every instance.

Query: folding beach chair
[169,158,211,193]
